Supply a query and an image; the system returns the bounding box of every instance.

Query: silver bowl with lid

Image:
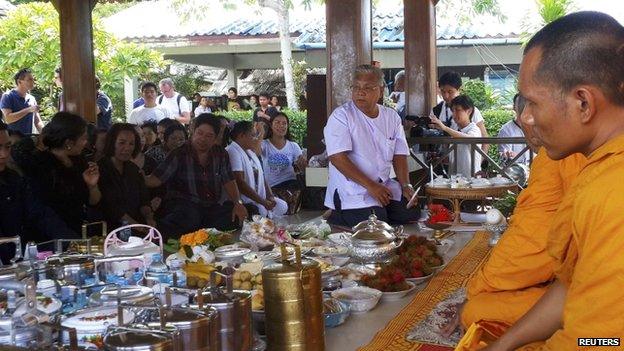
[347,214,404,264]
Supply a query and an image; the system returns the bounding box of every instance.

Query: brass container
[262,244,325,351]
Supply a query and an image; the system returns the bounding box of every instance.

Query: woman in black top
[98,123,156,230]
[24,112,101,237]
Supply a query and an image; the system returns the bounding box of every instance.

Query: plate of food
[310,257,340,278]
[313,245,349,257]
[379,281,417,301]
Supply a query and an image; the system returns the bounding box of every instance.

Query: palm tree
[536,0,575,25]
[249,0,299,110]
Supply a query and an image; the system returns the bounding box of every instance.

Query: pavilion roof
[103,0,522,44]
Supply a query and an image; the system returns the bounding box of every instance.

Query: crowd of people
[0,74,305,246]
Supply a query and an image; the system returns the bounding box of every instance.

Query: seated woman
[140,121,159,151]
[98,123,156,230]
[18,112,101,238]
[261,112,307,214]
[132,125,158,175]
[430,95,482,177]
[145,123,187,166]
[85,127,107,162]
[227,121,288,218]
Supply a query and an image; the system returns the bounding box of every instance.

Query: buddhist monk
[461,148,585,328]
[481,11,624,350]
[461,93,587,328]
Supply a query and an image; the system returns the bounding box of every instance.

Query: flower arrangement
[164,228,234,263]
[427,204,453,224]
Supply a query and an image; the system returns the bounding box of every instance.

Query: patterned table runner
[358,231,492,351]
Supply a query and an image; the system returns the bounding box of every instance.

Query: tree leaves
[0,2,166,121]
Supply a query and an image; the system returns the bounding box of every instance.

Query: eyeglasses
[350,85,379,93]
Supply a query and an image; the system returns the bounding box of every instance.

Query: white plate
[313,246,349,257]
[62,307,135,332]
[380,281,417,302]
[406,273,434,285]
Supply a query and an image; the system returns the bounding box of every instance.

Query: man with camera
[323,64,420,227]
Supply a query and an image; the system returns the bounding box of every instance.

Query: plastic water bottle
[147,253,172,285]
[169,259,186,288]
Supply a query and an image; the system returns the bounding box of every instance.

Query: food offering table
[424,185,518,224]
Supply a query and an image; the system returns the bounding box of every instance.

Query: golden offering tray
[425,184,518,224]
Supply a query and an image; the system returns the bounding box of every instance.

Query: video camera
[405,115,432,127]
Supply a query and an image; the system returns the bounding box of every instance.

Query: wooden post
[325,0,372,115]
[404,0,437,116]
[52,0,97,123]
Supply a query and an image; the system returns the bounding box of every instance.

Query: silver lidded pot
[143,305,218,351]
[42,254,95,286]
[348,213,404,264]
[104,326,180,351]
[191,271,252,351]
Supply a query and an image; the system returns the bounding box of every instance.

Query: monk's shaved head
[525,11,624,106]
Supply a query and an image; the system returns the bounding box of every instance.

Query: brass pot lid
[352,213,393,232]
[351,214,395,245]
[262,258,319,276]
[103,330,172,350]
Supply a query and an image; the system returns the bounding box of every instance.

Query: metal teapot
[347,213,404,264]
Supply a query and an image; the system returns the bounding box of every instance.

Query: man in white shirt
[226,121,288,218]
[323,64,419,227]
[498,94,532,164]
[158,78,191,125]
[127,82,172,125]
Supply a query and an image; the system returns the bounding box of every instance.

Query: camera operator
[430,95,481,177]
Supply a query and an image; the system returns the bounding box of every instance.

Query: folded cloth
[454,320,510,351]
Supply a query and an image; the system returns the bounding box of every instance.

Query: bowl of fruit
[361,265,416,302]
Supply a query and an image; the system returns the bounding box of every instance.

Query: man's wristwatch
[236,199,244,205]
[401,183,414,190]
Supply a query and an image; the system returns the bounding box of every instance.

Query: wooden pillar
[326,0,372,115]
[52,0,97,123]
[404,0,437,116]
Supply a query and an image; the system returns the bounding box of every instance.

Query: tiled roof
[103,0,324,40]
[103,0,521,43]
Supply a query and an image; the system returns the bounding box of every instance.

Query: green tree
[0,2,166,121]
[462,79,500,111]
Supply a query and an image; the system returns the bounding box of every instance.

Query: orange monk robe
[521,135,624,350]
[461,150,586,328]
